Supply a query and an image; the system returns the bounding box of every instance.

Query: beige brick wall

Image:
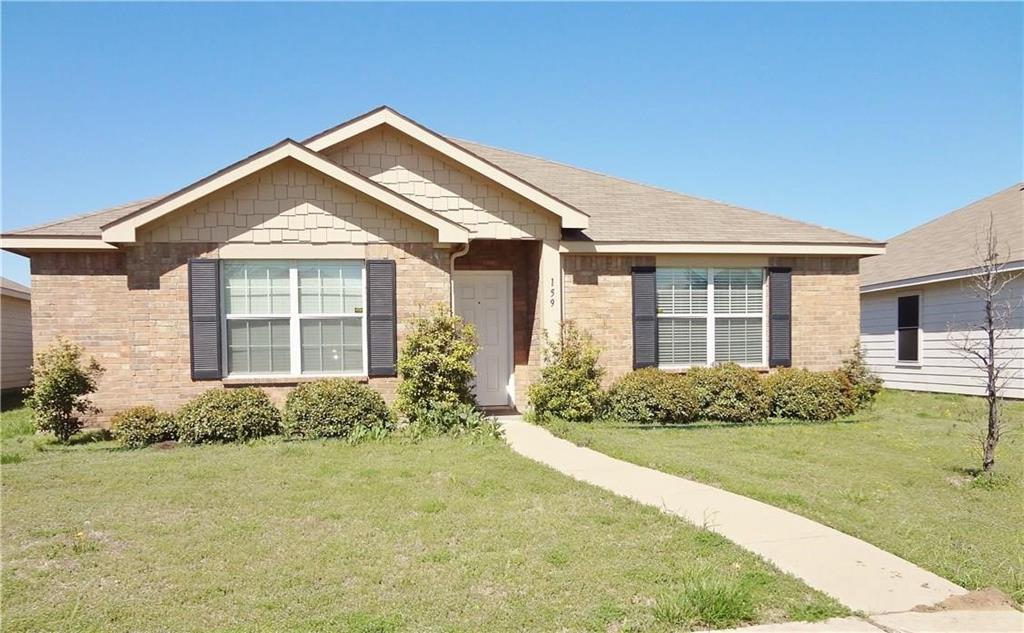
[30,242,451,422]
[328,127,559,241]
[563,254,656,385]
[562,254,861,381]
[771,256,860,371]
[142,159,434,244]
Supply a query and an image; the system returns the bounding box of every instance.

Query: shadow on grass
[1,388,27,412]
[599,417,864,431]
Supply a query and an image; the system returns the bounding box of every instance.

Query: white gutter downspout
[449,242,471,312]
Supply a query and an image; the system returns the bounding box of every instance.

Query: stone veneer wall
[30,242,450,422]
[454,240,543,408]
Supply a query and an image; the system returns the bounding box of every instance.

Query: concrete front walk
[708,610,1024,633]
[498,417,966,615]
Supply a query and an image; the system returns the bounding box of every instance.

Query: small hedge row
[111,378,498,449]
[525,323,881,425]
[605,363,875,424]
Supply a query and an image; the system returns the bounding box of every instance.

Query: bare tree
[947,215,1021,473]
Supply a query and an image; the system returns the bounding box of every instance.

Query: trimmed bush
[405,401,501,439]
[607,368,698,424]
[396,304,478,422]
[528,322,606,424]
[111,406,177,448]
[283,379,393,439]
[24,336,104,443]
[837,343,882,410]
[176,387,281,444]
[685,363,769,423]
[764,368,854,421]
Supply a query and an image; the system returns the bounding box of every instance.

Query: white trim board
[100,140,469,244]
[303,107,590,230]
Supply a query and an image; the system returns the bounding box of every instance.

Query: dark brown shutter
[632,266,657,369]
[366,259,398,377]
[188,258,222,380]
[768,267,792,368]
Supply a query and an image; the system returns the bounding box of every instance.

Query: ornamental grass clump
[24,336,104,443]
[528,322,606,424]
[282,378,393,440]
[176,387,281,444]
[395,304,478,422]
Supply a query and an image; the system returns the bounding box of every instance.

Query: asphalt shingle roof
[450,138,877,245]
[3,137,879,246]
[859,183,1024,288]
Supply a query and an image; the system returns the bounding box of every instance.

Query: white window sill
[894,362,922,369]
[222,374,370,386]
[657,365,770,373]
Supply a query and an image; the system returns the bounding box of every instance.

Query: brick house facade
[4,107,883,420]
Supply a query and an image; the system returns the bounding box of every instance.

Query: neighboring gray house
[860,183,1023,399]
[1,277,33,391]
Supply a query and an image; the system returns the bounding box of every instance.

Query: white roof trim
[560,241,886,255]
[861,260,1024,293]
[0,285,30,301]
[101,140,470,244]
[0,236,120,252]
[303,107,590,230]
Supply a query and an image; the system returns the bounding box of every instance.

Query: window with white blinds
[656,268,765,367]
[223,260,366,376]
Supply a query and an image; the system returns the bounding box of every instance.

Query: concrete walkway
[499,417,1022,631]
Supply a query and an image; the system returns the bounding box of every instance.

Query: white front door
[454,272,513,407]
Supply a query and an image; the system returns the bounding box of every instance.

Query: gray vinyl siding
[1,294,33,390]
[860,276,1024,399]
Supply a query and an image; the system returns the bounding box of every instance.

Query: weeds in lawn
[653,572,756,628]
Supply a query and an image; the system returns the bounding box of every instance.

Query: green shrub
[283,379,393,439]
[396,304,478,422]
[176,387,281,444]
[837,343,882,410]
[764,368,854,421]
[405,401,501,440]
[607,368,698,424]
[24,336,105,443]
[685,363,769,423]
[528,322,606,424]
[110,406,177,448]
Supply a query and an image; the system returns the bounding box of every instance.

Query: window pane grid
[227,319,290,374]
[223,261,365,376]
[656,267,764,367]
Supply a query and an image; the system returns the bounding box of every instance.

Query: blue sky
[2,2,1021,285]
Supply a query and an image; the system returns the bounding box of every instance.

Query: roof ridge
[448,137,880,244]
[883,181,1023,243]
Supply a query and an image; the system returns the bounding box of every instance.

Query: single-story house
[860,183,1023,398]
[0,277,33,391]
[1,106,884,417]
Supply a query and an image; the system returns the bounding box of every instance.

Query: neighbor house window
[896,294,920,364]
[223,261,365,376]
[657,268,765,367]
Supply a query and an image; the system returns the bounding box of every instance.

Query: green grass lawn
[550,390,1024,604]
[0,407,845,632]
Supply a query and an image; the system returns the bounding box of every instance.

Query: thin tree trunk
[983,275,998,473]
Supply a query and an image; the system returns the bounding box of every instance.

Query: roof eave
[560,241,886,256]
[861,259,1024,293]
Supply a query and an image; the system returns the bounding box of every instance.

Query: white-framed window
[222,260,366,377]
[656,267,766,368]
[895,293,921,365]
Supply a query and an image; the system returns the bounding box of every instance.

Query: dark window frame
[896,294,921,364]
